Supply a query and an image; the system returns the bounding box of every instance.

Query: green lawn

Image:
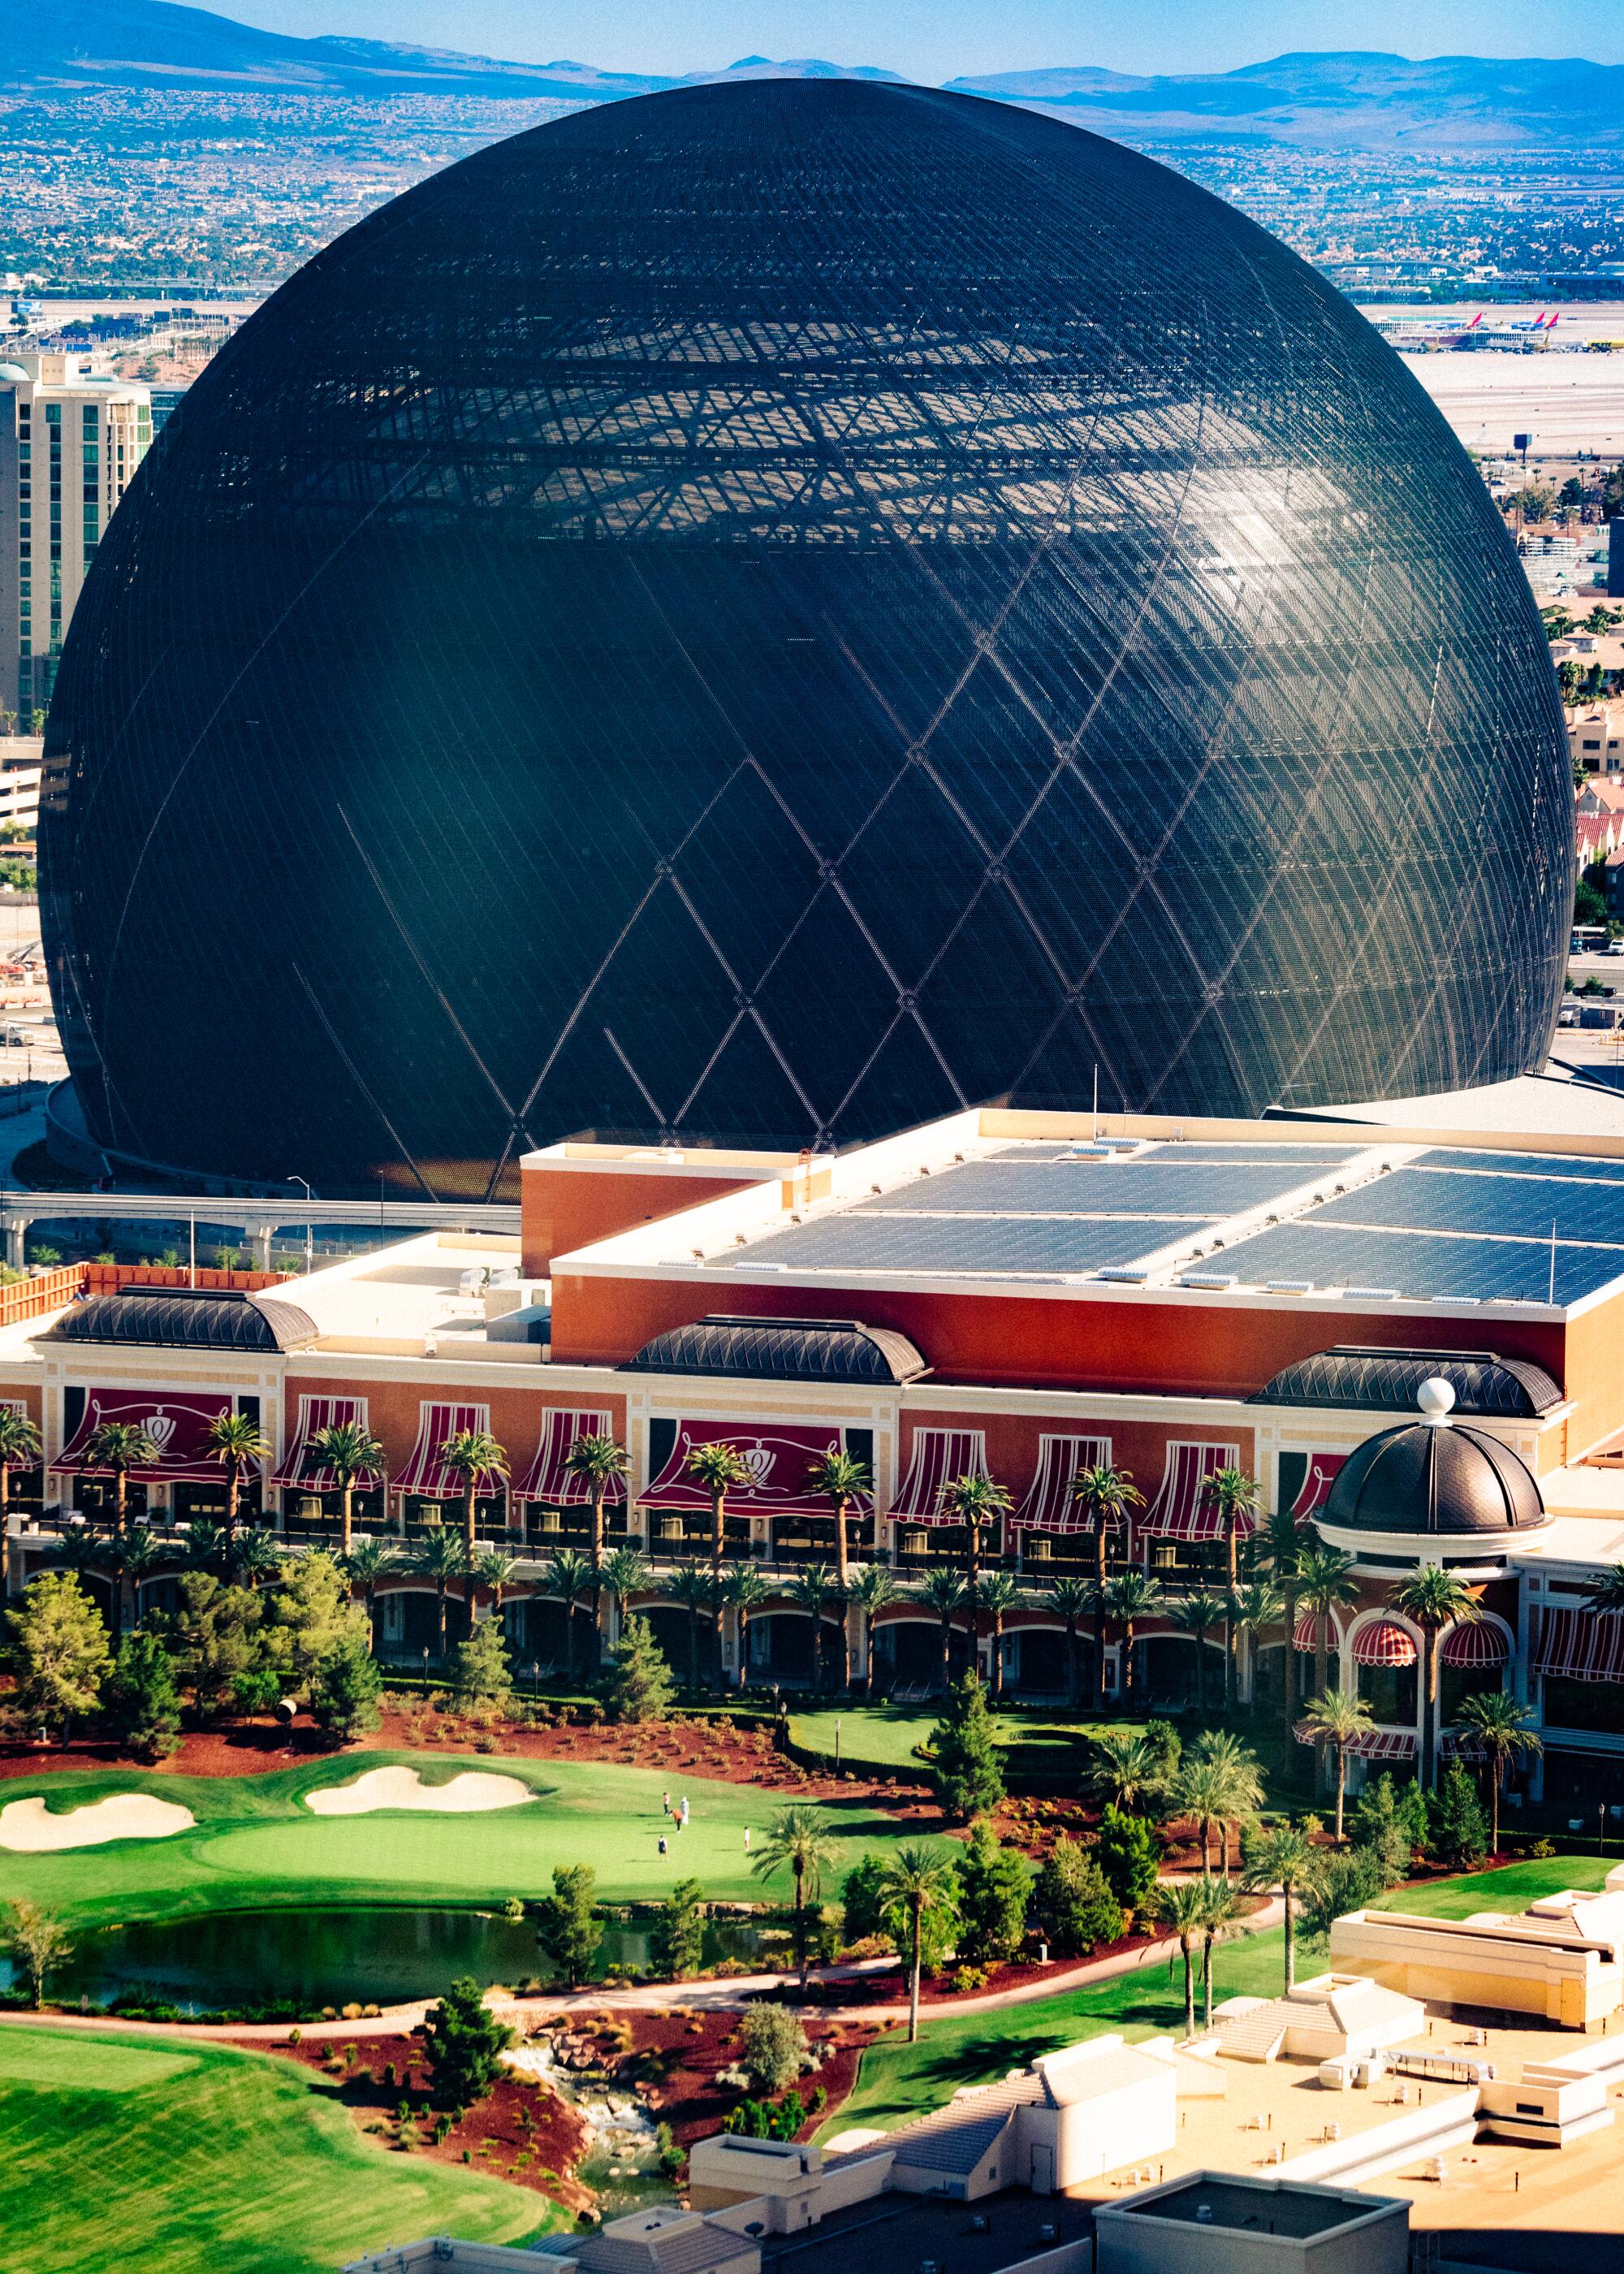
[1382,1853,1613,1916]
[0,2021,546,2274]
[789,1705,1138,1779]
[0,1750,939,1930]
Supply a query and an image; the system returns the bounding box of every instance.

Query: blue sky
[222,0,1624,79]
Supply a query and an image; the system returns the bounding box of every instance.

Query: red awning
[53,1389,242,1485]
[1291,1454,1346,1522]
[1294,1610,1342,1652]
[271,1395,381,1493]
[513,1408,624,1505]
[1536,1606,1624,1683]
[1017,1435,1111,1534]
[641,1420,866,1520]
[1294,1719,1417,1760]
[395,1402,504,1498]
[1139,1441,1244,1541]
[890,1429,989,1526]
[1441,1619,1510,1669]
[1354,1618,1418,1668]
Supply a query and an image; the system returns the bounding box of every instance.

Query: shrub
[104,1631,183,1762]
[736,2003,808,2095]
[954,1822,1030,1965]
[840,1854,889,1947]
[1031,1837,1123,1956]
[927,1672,1004,1822]
[603,1614,676,1723]
[1094,1803,1160,1924]
[650,1878,706,1982]
[534,1863,599,1987]
[1428,1762,1489,1870]
[421,1976,516,2112]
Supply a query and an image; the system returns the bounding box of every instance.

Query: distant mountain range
[12,0,1624,151]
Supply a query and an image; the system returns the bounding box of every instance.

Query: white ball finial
[1417,1377,1457,1423]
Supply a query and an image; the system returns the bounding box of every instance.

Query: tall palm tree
[1196,1879,1241,2032]
[343,1537,400,1652]
[1168,1589,1226,1713]
[1300,1688,1375,1840]
[789,1564,844,1696]
[723,1561,771,1688]
[976,1570,1021,1701]
[1260,1507,1307,1730]
[1156,1879,1208,2041]
[439,1428,509,1558]
[806,1447,871,1601]
[1069,1463,1145,1708]
[229,1527,283,1588]
[1457,1690,1543,1853]
[410,1527,469,1660]
[305,1418,385,1557]
[846,1563,896,1695]
[546,1546,594,1683]
[1052,1576,1091,1710]
[1296,1545,1359,1790]
[1176,1755,1231,1878]
[1198,1467,1263,1710]
[666,1561,717,1694]
[599,1545,649,1653]
[1242,1819,1316,1992]
[113,1528,168,1636]
[1086,1729,1168,1815]
[937,1472,1013,1679]
[1186,1731,1264,1879]
[682,1441,752,1628]
[916,1567,965,1693]
[879,1843,958,2041]
[560,1430,629,1669]
[82,1420,159,1537]
[1393,1564,1480,1790]
[1229,1580,1284,1719]
[1103,1569,1164,1707]
[0,1404,41,1592]
[204,1410,270,1541]
[750,1804,835,1991]
[473,1549,518,1613]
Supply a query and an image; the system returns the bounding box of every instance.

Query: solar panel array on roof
[1414,1148,1624,1185]
[1318,1168,1624,1247]
[851,1160,1324,1217]
[1136,1144,1364,1168]
[705,1212,1212,1278]
[1212,1221,1624,1305]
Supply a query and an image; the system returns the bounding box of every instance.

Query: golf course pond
[3,1904,770,2014]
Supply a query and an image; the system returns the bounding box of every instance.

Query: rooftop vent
[1177,1272,1238,1290]
[1344,1286,1400,1301]
[1095,1266,1151,1284]
[1265,1279,1315,1293]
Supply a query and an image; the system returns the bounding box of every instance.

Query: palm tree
[806,1447,871,1600]
[723,1562,770,1688]
[1260,1507,1307,1730]
[112,1528,168,1638]
[1086,1729,1168,1815]
[667,1561,717,1695]
[879,1844,958,2041]
[599,1546,649,1654]
[1393,1565,1480,1790]
[682,1441,752,1632]
[343,1537,400,1652]
[0,1405,41,1592]
[1168,1589,1226,1713]
[788,1563,843,1697]
[182,1519,228,1573]
[1457,1690,1542,1854]
[546,1546,594,1683]
[1300,1688,1374,1840]
[846,1563,896,1695]
[1582,1563,1624,1614]
[1156,1879,1208,2042]
[1177,1754,1230,1878]
[1052,1576,1091,1710]
[473,1549,519,1613]
[561,1431,629,1670]
[916,1567,965,1692]
[1069,1463,1145,1708]
[936,1472,1013,1679]
[439,1428,509,1558]
[82,1420,159,1537]
[1198,1468,1262,1711]
[229,1527,284,1588]
[750,1804,835,1991]
[204,1410,270,1541]
[305,1418,385,1557]
[411,1527,469,1660]
[1196,1879,1241,2032]
[1103,1569,1164,1707]
[1186,1731,1264,1879]
[976,1570,1021,1701]
[1229,1580,1283,1719]
[1296,1546,1359,1790]
[1242,1819,1316,1992]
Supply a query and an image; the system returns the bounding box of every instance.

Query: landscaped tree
[1393,1564,1481,1790]
[310,1631,384,1741]
[340,1537,400,1653]
[1030,1835,1122,1957]
[5,1571,110,1740]
[955,1822,1031,1965]
[1196,1879,1240,2031]
[598,1545,650,1644]
[789,1563,843,1696]
[305,1418,385,1557]
[1156,1879,1208,2042]
[751,1804,836,1991]
[1185,1731,1263,1880]
[1095,1801,1160,1927]
[1295,1545,1359,1788]
[0,1404,41,1592]
[929,1670,1004,1822]
[546,1546,594,1683]
[975,1570,1021,1701]
[1103,1569,1164,1706]
[650,1878,706,1982]
[879,1842,959,2042]
[1261,1507,1307,1731]
[451,1615,513,1710]
[106,1629,183,1761]
[723,1562,770,1690]
[263,1550,369,1693]
[1,1900,72,2008]
[1298,1843,1393,1945]
[560,1430,629,1670]
[1300,1688,1375,1840]
[534,1862,599,1987]
[1456,1690,1543,1854]
[1228,1580,1283,1719]
[1428,1757,1489,1870]
[110,1528,169,1643]
[1168,1589,1226,1714]
[410,1527,470,1661]
[938,1472,1013,1675]
[205,1409,271,1541]
[1197,1467,1263,1710]
[806,1446,872,1605]
[439,1428,509,1557]
[1582,1562,1624,1614]
[158,1571,262,1719]
[1051,1576,1091,1710]
[603,1612,676,1723]
[472,1550,518,1623]
[1175,1753,1232,1880]
[1086,1729,1169,1815]
[1069,1463,1146,1707]
[82,1420,159,1537]
[915,1567,965,1692]
[1241,1819,1316,1993]
[736,2003,809,2094]
[681,1441,752,1644]
[666,1560,717,1694]
[846,1563,896,1695]
[421,1975,516,2110]
[181,1520,229,1574]
[228,1526,285,1589]
[1351,1771,1427,1882]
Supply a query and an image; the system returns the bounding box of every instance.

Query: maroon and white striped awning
[1017,1435,1111,1534]
[1294,1719,1417,1760]
[271,1395,380,1493]
[395,1401,504,1498]
[1353,1619,1419,1668]
[1441,1619,1510,1669]
[1293,1610,1341,1652]
[1536,1606,1624,1684]
[54,1389,240,1485]
[512,1408,623,1505]
[891,1428,989,1526]
[1138,1441,1244,1541]
[1291,1454,1345,1522]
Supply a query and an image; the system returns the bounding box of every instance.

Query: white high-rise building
[0,353,152,726]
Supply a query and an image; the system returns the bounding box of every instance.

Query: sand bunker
[304,1766,533,1817]
[0,1792,197,1852]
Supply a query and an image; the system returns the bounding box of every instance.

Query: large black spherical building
[42,81,1571,1198]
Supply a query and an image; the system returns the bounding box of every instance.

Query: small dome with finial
[1321,1381,1546,1538]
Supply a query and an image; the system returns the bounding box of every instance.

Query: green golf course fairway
[0,2022,546,2274]
[0,1750,931,1929]
[789,1706,1134,1778]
